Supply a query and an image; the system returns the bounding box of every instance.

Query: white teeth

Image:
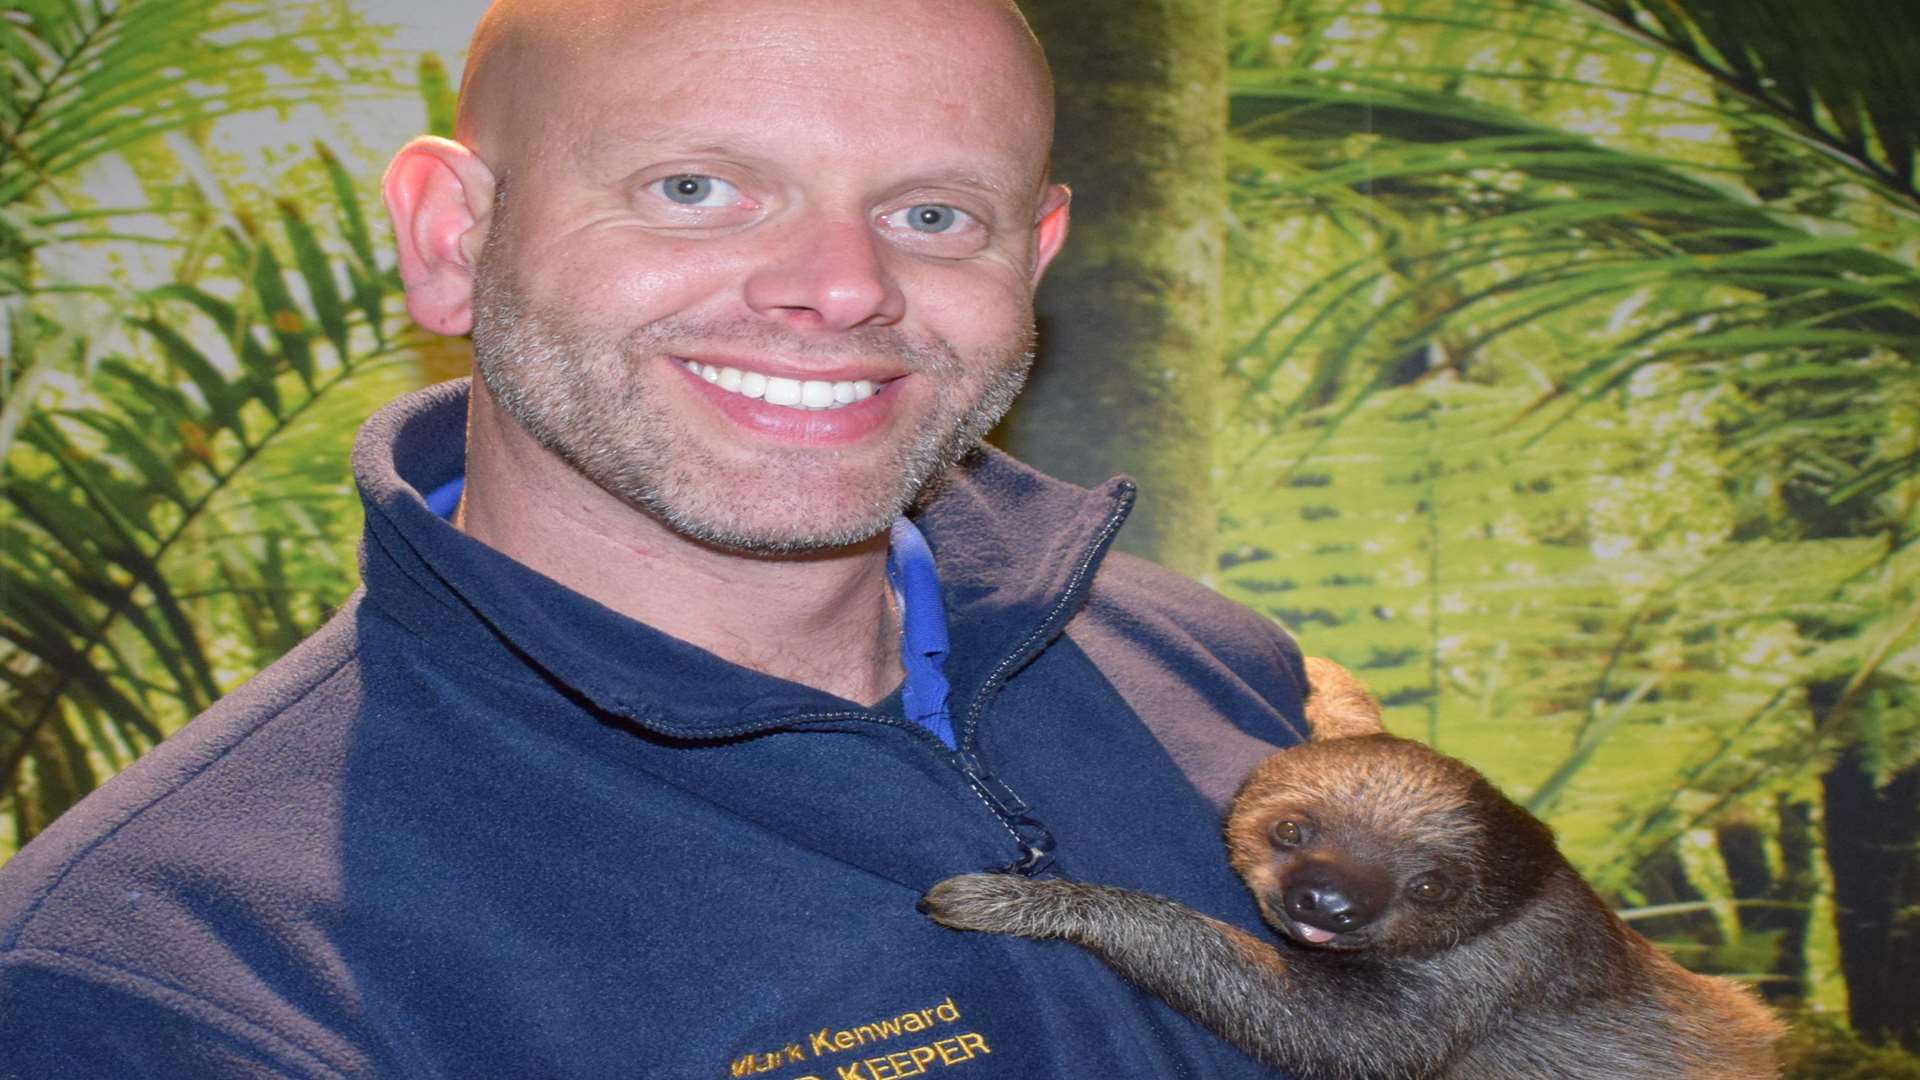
[682,360,880,410]
[763,376,802,407]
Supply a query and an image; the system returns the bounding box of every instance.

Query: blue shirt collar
[885,516,954,747]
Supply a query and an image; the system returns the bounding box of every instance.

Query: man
[0,1,1308,1076]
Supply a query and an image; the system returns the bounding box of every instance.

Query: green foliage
[2,0,394,442]
[1217,0,1920,1020]
[418,53,457,140]
[3,0,381,204]
[1779,1014,1920,1080]
[1570,0,1920,210]
[1,163,417,850]
[1,0,419,854]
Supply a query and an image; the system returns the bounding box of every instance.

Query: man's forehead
[457,0,1052,168]
[467,0,1038,42]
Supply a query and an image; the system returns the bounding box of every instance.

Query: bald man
[0,2,1309,1076]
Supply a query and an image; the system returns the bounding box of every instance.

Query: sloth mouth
[1272,909,1372,952]
[1287,920,1341,946]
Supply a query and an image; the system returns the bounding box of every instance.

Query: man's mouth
[678,359,881,411]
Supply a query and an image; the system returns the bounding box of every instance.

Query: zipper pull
[955,751,1056,877]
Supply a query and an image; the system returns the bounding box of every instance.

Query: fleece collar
[351,378,1135,742]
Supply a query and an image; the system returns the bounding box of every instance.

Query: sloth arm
[922,874,1454,1079]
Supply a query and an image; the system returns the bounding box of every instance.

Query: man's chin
[619,477,918,558]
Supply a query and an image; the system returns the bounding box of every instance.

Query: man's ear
[383,136,496,336]
[1029,183,1071,286]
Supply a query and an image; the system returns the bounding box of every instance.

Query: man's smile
[676,357,883,411]
[667,353,916,450]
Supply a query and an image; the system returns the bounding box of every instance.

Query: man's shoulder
[1075,549,1310,740]
[0,600,368,946]
[1089,550,1305,672]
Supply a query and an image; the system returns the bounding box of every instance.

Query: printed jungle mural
[3,1,1916,1074]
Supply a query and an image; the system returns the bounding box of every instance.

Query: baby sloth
[922,659,1782,1079]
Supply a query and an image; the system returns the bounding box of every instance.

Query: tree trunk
[996,0,1227,579]
[1630,846,1724,954]
[1823,745,1920,1049]
[1716,796,1815,1004]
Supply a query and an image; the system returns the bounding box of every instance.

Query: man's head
[383,0,1069,554]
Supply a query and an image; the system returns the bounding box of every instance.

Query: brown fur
[924,659,1785,1079]
[1300,655,1384,741]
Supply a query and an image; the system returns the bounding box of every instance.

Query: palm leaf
[1224,69,1920,508]
[2,0,404,489]
[0,152,414,852]
[1,0,387,207]
[1569,0,1920,207]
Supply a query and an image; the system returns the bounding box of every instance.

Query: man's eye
[886,204,974,235]
[658,175,740,207]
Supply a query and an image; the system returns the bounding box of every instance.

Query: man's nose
[741,215,907,331]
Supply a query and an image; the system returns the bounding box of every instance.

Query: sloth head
[1225,733,1562,957]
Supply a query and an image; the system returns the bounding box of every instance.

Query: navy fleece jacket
[0,379,1309,1079]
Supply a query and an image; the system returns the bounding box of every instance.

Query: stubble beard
[467,242,1035,556]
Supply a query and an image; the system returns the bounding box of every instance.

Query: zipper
[946,483,1136,877]
[678,483,1137,879]
[777,711,1058,877]
[957,483,1134,750]
[953,750,1055,876]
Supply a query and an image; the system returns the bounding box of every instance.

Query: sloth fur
[922,659,1783,1080]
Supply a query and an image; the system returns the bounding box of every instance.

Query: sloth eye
[1270,820,1306,848]
[1407,874,1453,903]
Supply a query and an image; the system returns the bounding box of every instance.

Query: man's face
[465,0,1064,554]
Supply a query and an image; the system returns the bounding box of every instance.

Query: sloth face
[1225,734,1560,957]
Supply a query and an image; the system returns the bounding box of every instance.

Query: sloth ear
[1300,656,1384,741]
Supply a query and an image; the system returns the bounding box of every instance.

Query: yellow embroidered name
[731,1045,807,1076]
[810,997,961,1056]
[728,995,990,1079]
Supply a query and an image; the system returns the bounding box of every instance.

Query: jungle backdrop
[3,0,1917,1073]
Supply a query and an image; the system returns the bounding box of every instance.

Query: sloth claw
[921,873,1051,935]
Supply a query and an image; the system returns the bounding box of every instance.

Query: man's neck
[455,388,905,707]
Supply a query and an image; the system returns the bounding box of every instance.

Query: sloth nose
[1282,858,1389,933]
